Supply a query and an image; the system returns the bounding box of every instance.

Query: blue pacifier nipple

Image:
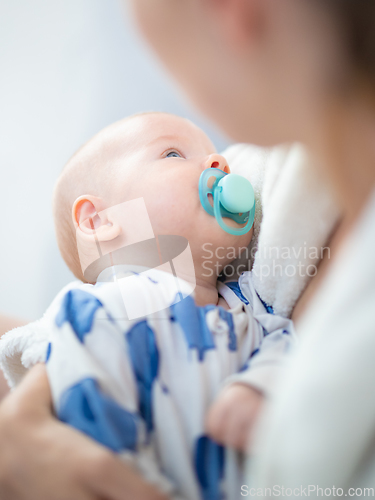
[199,168,255,235]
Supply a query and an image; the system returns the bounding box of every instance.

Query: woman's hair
[318,0,375,86]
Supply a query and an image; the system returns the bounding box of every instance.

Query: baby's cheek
[146,197,188,235]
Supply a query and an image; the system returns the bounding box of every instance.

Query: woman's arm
[0,314,26,336]
[0,365,9,399]
[0,363,168,500]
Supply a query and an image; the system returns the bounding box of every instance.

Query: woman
[1,0,375,497]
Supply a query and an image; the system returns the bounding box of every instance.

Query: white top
[247,190,375,496]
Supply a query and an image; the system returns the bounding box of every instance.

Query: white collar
[96,264,150,283]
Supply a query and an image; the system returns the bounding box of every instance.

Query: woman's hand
[206,383,264,452]
[0,364,168,500]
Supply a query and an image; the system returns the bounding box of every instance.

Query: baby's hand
[206,384,264,452]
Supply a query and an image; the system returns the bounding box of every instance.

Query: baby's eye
[166,151,181,158]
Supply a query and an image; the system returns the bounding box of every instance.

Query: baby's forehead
[78,113,215,167]
[113,113,215,152]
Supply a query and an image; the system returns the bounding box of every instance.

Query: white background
[0,0,229,320]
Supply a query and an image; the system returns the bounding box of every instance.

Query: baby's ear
[73,195,121,243]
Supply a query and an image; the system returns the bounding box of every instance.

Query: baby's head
[54,112,253,283]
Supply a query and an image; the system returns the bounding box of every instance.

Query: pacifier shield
[198,168,255,236]
[217,174,254,214]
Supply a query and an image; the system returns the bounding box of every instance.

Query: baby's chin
[203,217,253,245]
[191,223,252,255]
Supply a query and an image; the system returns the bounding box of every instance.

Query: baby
[0,113,295,500]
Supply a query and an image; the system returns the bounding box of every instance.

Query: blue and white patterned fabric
[44,266,296,500]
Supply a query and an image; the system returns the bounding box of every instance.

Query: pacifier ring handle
[213,185,254,236]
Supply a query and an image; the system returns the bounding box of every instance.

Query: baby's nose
[204,154,230,174]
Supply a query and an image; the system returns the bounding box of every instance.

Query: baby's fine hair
[53,111,171,281]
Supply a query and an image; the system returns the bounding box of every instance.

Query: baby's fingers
[206,383,264,451]
[205,392,234,445]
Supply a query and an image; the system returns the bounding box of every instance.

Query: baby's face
[93,113,253,271]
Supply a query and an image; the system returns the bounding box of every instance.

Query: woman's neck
[293,91,375,323]
[310,91,375,221]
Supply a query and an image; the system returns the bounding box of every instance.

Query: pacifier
[199,168,255,235]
